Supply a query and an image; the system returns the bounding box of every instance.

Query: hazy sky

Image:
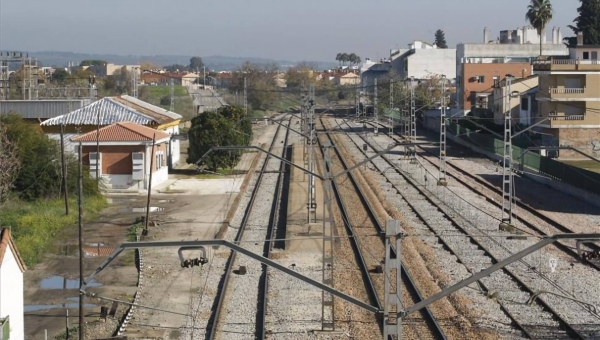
[0,0,580,62]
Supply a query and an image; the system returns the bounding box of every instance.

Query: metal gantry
[0,51,39,100]
[500,75,515,231]
[308,84,317,224]
[438,75,447,186]
[389,79,394,137]
[243,77,248,115]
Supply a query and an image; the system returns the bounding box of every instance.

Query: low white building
[390,40,457,79]
[0,229,26,340]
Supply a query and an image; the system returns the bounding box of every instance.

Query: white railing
[533,58,600,66]
[564,115,585,121]
[550,87,585,94]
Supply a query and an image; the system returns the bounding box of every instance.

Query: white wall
[408,49,456,79]
[160,125,181,166]
[0,245,24,340]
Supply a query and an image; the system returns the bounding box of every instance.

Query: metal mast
[131,68,138,98]
[169,78,175,112]
[389,79,394,137]
[321,142,335,331]
[374,78,378,135]
[410,76,416,144]
[243,77,247,115]
[500,75,515,231]
[438,75,447,186]
[356,86,360,118]
[308,84,316,223]
[384,220,402,339]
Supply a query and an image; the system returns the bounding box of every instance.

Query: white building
[390,40,457,79]
[0,229,26,340]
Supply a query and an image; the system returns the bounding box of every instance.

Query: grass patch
[144,85,188,97]
[561,160,600,173]
[127,222,142,242]
[1,195,107,267]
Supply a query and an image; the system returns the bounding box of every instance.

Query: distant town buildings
[457,27,569,113]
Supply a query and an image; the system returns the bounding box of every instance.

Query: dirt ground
[23,123,269,340]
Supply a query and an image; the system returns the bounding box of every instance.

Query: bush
[0,114,101,201]
[187,105,252,170]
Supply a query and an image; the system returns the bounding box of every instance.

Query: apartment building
[533,32,600,159]
[457,27,568,113]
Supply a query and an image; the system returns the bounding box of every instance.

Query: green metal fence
[447,122,600,196]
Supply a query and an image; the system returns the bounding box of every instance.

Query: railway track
[318,118,447,340]
[336,117,600,339]
[208,118,290,340]
[259,117,291,339]
[368,120,600,270]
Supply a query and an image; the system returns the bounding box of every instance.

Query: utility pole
[60,124,69,215]
[438,75,447,186]
[356,86,360,118]
[131,68,138,98]
[384,220,402,339]
[243,77,247,115]
[203,66,206,89]
[169,78,175,112]
[77,141,85,340]
[144,133,157,235]
[95,102,100,186]
[307,84,316,223]
[374,78,378,135]
[389,79,394,137]
[500,75,515,231]
[410,76,416,144]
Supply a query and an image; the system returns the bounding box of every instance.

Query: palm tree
[526,0,553,57]
[336,53,342,67]
[348,53,357,65]
[354,56,361,65]
[341,53,349,66]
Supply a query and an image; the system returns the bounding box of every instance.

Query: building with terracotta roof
[40,95,182,166]
[71,122,171,190]
[0,228,26,340]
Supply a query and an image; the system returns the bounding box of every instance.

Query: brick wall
[461,63,532,111]
[82,145,145,175]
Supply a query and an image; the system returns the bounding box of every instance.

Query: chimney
[577,31,584,46]
[484,27,489,43]
[552,27,557,44]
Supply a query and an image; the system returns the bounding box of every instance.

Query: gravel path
[342,119,600,338]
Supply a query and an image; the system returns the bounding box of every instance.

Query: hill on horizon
[15,51,337,71]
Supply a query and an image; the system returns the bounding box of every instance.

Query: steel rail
[349,119,586,339]
[319,118,448,340]
[208,119,289,340]
[259,117,291,339]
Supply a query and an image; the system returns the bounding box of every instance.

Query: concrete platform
[285,143,327,252]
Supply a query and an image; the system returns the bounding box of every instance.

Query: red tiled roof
[71,122,171,142]
[0,228,27,273]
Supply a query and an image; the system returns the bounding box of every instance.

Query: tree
[353,55,361,65]
[52,69,69,83]
[0,114,99,201]
[348,53,357,65]
[140,61,160,71]
[340,53,349,66]
[565,0,600,46]
[336,53,342,66]
[189,57,204,71]
[0,122,20,205]
[285,62,318,89]
[187,106,252,170]
[434,29,448,48]
[228,62,279,110]
[526,0,553,57]
[79,60,107,67]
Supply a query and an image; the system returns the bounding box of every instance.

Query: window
[584,52,591,59]
[155,150,165,170]
[593,51,598,60]
[404,60,408,72]
[493,76,499,87]
[520,97,529,111]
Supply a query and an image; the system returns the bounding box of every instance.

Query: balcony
[540,87,593,100]
[533,58,600,71]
